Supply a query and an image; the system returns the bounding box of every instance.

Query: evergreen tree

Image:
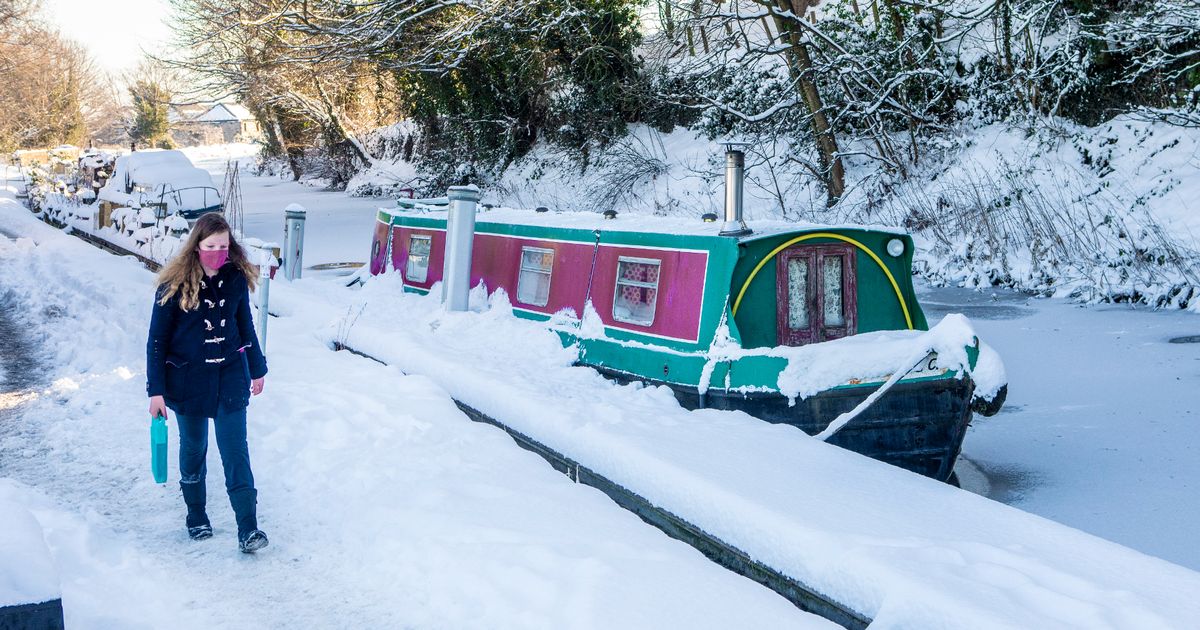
[128,80,171,147]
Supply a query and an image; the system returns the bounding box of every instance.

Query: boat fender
[971,384,1007,417]
[966,335,1006,416]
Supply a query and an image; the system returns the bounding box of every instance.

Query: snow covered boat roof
[79,150,116,170]
[98,150,218,204]
[97,150,222,214]
[380,204,909,242]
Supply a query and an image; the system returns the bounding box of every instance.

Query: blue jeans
[176,407,258,537]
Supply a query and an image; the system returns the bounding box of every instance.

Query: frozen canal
[923,285,1200,570]
[186,144,1200,572]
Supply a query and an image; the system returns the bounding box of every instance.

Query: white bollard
[255,247,272,351]
[283,203,306,280]
[442,185,481,311]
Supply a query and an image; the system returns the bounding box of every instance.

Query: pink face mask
[198,249,229,270]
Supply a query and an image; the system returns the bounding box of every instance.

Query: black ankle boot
[228,488,258,539]
[239,529,269,553]
[181,480,210,539]
[188,524,213,540]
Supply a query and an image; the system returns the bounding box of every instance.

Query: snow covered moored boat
[367,202,1007,481]
[96,150,223,228]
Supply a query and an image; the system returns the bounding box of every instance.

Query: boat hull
[593,366,973,481]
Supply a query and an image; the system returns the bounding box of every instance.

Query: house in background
[171,102,263,146]
[168,104,208,125]
[166,104,209,145]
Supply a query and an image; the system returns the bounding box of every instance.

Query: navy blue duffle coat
[146,264,268,418]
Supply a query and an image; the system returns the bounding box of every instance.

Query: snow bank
[178,143,260,172]
[355,122,828,220]
[361,113,1200,310]
[1079,117,1200,244]
[495,125,754,218]
[0,482,59,608]
[877,119,1200,310]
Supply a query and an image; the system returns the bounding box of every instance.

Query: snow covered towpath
[275,271,1200,629]
[0,195,830,628]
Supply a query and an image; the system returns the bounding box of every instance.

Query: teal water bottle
[150,415,168,484]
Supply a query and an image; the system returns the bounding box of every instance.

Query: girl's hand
[251,377,265,396]
[149,395,168,419]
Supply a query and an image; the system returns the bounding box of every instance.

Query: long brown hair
[157,213,258,310]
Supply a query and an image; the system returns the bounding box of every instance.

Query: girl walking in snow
[146,212,269,553]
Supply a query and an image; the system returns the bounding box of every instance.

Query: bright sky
[44,0,173,75]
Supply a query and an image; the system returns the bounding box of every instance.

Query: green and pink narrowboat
[366,201,1007,481]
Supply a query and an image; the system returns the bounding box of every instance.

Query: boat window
[517,247,554,306]
[787,258,810,328]
[823,256,844,326]
[613,257,660,326]
[405,235,431,283]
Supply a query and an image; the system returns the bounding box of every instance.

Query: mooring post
[442,185,481,311]
[283,203,306,280]
[255,246,272,351]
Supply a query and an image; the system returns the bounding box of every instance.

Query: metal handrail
[134,184,224,218]
[156,184,222,211]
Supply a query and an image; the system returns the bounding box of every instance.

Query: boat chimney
[720,141,752,237]
[443,185,481,311]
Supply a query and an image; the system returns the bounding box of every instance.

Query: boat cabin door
[776,243,857,346]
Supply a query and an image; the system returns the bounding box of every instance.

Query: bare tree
[166,0,642,189]
[166,0,402,180]
[0,0,39,74]
[1,20,122,150]
[0,0,36,28]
